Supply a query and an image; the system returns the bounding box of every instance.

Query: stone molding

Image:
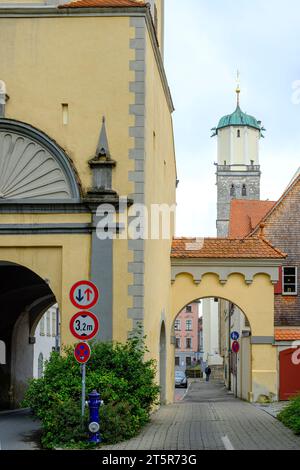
[171,259,281,286]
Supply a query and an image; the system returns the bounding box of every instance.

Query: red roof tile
[59,0,145,8]
[229,200,276,239]
[275,328,300,341]
[171,237,286,259]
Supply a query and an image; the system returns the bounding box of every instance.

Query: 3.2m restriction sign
[70,311,99,341]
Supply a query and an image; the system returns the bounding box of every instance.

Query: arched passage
[167,235,285,404]
[173,296,252,401]
[0,261,56,408]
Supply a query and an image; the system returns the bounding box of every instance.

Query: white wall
[218,126,260,167]
[202,298,223,366]
[33,305,58,378]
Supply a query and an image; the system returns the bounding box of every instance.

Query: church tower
[212,82,265,237]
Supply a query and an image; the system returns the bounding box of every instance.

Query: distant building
[213,83,265,397]
[229,170,300,400]
[175,302,200,370]
[202,299,223,367]
[33,305,60,379]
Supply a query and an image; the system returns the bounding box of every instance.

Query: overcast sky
[164,0,300,237]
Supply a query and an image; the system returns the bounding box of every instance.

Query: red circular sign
[74,342,91,364]
[70,280,99,310]
[232,341,240,354]
[70,311,99,341]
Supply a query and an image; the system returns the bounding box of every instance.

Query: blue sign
[231,331,240,341]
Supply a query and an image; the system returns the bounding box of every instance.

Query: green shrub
[23,334,159,448]
[278,395,300,435]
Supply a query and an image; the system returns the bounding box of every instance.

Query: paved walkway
[100,381,300,451]
[0,409,41,450]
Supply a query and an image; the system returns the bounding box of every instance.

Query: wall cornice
[171,258,281,285]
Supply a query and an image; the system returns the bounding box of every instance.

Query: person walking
[205,366,212,382]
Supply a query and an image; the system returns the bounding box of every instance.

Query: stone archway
[170,237,285,402]
[0,261,56,408]
[0,118,81,201]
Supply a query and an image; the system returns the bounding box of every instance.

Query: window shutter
[274,267,283,294]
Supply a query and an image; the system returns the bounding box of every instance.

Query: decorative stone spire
[96,116,111,160]
[88,117,116,193]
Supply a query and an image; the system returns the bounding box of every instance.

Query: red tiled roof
[59,0,146,8]
[171,237,286,259]
[229,200,276,239]
[275,328,300,341]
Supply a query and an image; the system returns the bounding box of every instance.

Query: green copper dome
[211,105,265,137]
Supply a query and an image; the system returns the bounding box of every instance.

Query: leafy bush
[278,395,300,435]
[23,334,160,448]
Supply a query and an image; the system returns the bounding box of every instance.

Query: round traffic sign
[74,342,91,364]
[231,331,240,341]
[70,311,99,341]
[232,341,240,354]
[70,280,99,310]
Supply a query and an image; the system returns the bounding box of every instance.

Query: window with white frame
[186,338,192,349]
[186,320,192,331]
[175,319,181,331]
[283,267,297,295]
[40,316,45,336]
[175,337,181,349]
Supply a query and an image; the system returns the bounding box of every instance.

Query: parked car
[175,370,188,388]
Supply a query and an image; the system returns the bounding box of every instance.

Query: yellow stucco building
[0,0,176,407]
[0,0,285,409]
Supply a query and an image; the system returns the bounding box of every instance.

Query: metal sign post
[81,363,86,423]
[69,280,100,437]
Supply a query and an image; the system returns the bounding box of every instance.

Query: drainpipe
[55,306,60,353]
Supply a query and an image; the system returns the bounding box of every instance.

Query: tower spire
[236,69,241,108]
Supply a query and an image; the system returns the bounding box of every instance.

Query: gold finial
[236,69,241,107]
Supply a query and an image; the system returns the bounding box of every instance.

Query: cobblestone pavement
[100,381,300,451]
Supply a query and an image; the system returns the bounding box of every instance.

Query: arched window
[242,184,247,197]
[38,353,44,378]
[237,129,241,138]
[230,184,236,197]
[0,340,6,365]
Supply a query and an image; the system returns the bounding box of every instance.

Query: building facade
[228,170,300,400]
[33,305,59,379]
[174,302,200,371]
[0,0,177,407]
[212,86,264,396]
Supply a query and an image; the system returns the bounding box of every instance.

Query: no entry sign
[70,280,99,310]
[74,342,91,364]
[232,341,240,354]
[70,311,99,341]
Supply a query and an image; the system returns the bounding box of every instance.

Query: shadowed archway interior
[0,262,56,408]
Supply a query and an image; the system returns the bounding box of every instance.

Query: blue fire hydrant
[88,390,103,444]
